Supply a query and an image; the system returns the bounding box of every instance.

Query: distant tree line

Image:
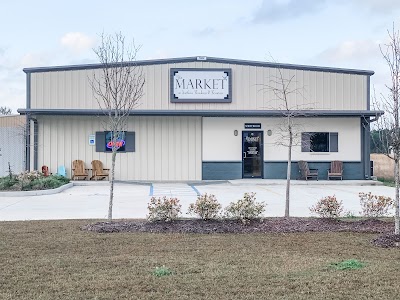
[371,129,392,154]
[0,106,12,115]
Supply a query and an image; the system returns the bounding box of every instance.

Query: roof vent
[197,56,207,61]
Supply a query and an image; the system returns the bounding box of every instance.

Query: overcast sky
[1,0,400,113]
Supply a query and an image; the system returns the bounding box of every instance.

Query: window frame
[301,132,338,153]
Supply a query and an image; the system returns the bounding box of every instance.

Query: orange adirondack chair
[328,161,343,180]
[71,160,89,180]
[91,160,110,181]
[298,161,318,180]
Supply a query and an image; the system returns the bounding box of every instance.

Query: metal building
[0,115,26,176]
[18,56,381,180]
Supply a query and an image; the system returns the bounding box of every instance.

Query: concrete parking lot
[0,180,395,221]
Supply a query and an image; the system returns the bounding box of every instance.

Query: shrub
[0,176,18,190]
[29,177,66,190]
[0,173,70,191]
[147,196,182,222]
[16,170,43,182]
[224,192,266,224]
[309,195,343,218]
[188,193,221,220]
[359,192,393,217]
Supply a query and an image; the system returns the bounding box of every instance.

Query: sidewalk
[0,180,393,221]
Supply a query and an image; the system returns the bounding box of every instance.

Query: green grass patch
[330,259,366,270]
[377,177,395,187]
[1,220,399,300]
[152,266,173,277]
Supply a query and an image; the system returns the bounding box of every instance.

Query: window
[301,132,338,152]
[95,131,135,152]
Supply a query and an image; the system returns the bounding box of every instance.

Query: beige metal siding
[0,115,25,128]
[30,62,368,111]
[36,116,202,181]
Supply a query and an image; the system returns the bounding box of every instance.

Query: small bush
[359,192,393,217]
[188,193,221,220]
[0,177,18,190]
[310,195,343,218]
[147,196,182,222]
[224,192,266,224]
[16,170,43,182]
[29,177,66,190]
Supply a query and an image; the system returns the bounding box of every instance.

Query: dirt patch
[83,218,400,247]
[372,234,400,248]
[82,218,393,234]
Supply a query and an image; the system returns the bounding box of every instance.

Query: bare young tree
[262,67,310,217]
[373,24,400,234]
[90,32,145,221]
[0,106,12,115]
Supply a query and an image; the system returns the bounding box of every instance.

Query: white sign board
[170,69,232,102]
[88,134,95,146]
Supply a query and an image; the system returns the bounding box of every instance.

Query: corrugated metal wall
[35,115,202,181]
[30,62,368,111]
[0,115,26,175]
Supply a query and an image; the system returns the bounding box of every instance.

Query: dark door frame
[242,130,264,178]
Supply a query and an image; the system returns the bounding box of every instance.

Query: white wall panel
[30,62,368,111]
[36,116,201,181]
[203,117,361,162]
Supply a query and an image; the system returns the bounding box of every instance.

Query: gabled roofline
[17,108,384,118]
[22,56,375,76]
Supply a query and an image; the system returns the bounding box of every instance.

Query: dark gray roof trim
[23,56,374,76]
[17,109,384,117]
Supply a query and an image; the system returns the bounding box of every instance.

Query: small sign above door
[244,123,261,129]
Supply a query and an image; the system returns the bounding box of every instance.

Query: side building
[0,115,26,176]
[18,56,381,181]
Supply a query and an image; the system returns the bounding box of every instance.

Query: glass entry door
[242,131,263,178]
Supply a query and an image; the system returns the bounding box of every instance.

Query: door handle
[243,152,247,159]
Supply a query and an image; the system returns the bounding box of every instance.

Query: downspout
[31,118,38,171]
[362,113,381,179]
[25,72,31,171]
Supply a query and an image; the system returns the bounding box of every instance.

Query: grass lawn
[1,220,400,300]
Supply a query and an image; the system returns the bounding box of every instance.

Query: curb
[0,182,74,197]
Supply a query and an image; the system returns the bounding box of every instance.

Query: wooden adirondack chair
[91,160,110,181]
[298,160,318,180]
[328,161,343,180]
[71,160,89,180]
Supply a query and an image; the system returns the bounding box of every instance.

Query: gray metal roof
[22,56,375,76]
[17,108,383,117]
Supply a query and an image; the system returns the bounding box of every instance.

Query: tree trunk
[108,150,117,221]
[285,127,293,218]
[395,153,399,234]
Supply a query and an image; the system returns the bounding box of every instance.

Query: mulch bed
[82,218,400,248]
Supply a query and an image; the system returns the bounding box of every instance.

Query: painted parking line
[151,184,198,197]
[257,186,285,196]
[189,184,201,196]
[0,198,27,211]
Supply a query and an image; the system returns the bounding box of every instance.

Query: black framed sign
[170,68,232,103]
[244,123,261,129]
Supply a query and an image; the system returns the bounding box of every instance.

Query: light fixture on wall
[234,130,238,136]
[267,129,272,136]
